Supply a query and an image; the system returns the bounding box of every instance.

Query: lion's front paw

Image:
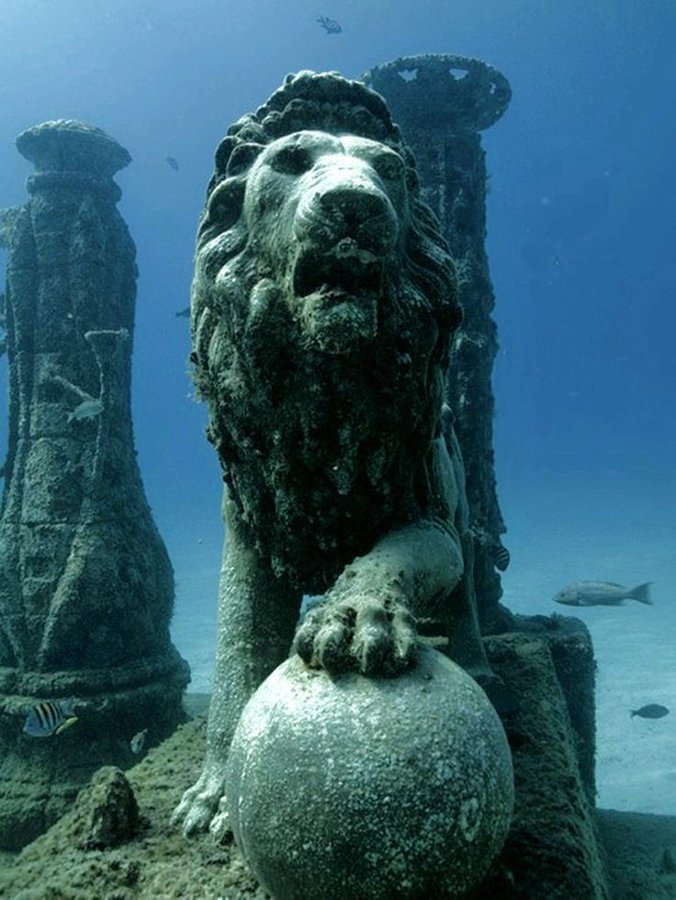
[294,595,417,676]
[171,765,228,838]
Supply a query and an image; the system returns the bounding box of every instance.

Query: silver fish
[130,728,148,754]
[67,398,103,423]
[553,581,652,607]
[23,699,78,737]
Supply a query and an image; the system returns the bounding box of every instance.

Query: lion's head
[190,71,462,589]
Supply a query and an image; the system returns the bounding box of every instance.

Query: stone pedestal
[477,623,609,898]
[0,120,189,849]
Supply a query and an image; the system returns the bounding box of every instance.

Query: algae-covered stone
[74,766,139,850]
[226,646,514,899]
[0,118,188,850]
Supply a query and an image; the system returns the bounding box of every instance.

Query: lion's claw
[208,795,233,843]
[294,595,417,676]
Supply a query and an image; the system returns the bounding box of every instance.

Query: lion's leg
[294,517,464,676]
[445,531,492,679]
[172,519,300,838]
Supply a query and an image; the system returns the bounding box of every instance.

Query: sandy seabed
[499,467,676,818]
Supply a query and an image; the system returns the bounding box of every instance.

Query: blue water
[0,0,674,816]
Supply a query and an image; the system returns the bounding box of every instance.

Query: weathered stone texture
[0,119,188,849]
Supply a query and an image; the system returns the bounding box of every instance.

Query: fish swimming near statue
[23,699,78,737]
[552,581,652,607]
[166,155,180,171]
[317,15,342,34]
[630,704,669,719]
[130,728,149,754]
[67,398,104,423]
[175,306,191,318]
[489,543,510,572]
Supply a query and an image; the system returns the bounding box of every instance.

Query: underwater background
[0,0,674,818]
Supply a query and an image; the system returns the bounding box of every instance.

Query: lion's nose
[295,182,399,252]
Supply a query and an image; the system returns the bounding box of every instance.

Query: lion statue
[173,71,491,837]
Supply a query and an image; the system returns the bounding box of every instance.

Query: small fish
[166,155,180,171]
[630,704,669,719]
[130,728,148,754]
[489,543,510,572]
[23,699,78,737]
[174,306,191,319]
[67,398,103,423]
[552,581,652,607]
[317,15,342,34]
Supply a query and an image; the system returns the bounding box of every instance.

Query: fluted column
[366,56,512,629]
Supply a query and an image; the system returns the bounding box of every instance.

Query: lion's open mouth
[293,241,383,305]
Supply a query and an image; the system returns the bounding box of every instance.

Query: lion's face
[228,131,410,354]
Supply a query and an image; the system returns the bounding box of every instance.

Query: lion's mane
[190,71,462,592]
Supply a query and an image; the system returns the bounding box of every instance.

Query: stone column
[0,120,189,849]
[365,55,513,630]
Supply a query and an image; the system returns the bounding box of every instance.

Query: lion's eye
[269,145,314,176]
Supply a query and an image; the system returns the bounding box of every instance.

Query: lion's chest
[222,355,431,590]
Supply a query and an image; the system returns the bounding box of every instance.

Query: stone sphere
[225,646,514,899]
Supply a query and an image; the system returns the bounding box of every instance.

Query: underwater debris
[76,767,140,850]
[552,581,652,607]
[23,699,78,737]
[317,15,342,34]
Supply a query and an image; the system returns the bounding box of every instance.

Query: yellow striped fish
[489,542,511,572]
[23,699,78,737]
